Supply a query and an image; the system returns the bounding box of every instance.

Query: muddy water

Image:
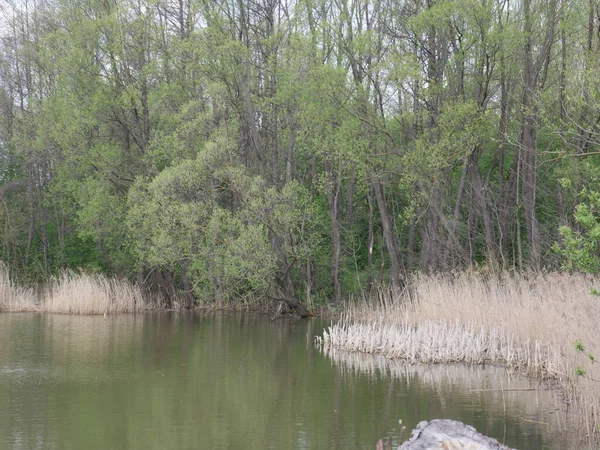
[0,313,566,449]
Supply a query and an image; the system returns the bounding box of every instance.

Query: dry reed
[318,271,600,444]
[43,271,153,314]
[0,264,38,312]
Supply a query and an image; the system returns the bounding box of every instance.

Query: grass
[317,271,600,445]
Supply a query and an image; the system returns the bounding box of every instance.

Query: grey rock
[398,419,515,450]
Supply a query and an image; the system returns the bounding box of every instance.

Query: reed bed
[0,264,38,312]
[318,271,600,443]
[44,272,152,314]
[0,264,157,314]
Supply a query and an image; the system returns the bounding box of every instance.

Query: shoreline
[2,268,599,445]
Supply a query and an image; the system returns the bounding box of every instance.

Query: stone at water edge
[398,419,515,450]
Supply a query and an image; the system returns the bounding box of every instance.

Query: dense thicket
[1,0,599,308]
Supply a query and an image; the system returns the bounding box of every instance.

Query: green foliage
[555,189,600,273]
[575,339,597,379]
[3,0,600,303]
[125,130,325,302]
[62,235,105,273]
[208,208,277,297]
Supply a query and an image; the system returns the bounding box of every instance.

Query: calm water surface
[0,313,566,449]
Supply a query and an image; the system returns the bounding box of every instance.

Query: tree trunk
[285,123,295,183]
[326,165,342,303]
[470,149,497,267]
[345,164,357,230]
[179,262,196,309]
[519,0,557,269]
[367,188,375,290]
[372,178,403,291]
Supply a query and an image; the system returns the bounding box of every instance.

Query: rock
[398,419,515,450]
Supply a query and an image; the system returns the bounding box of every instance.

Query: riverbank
[317,271,600,446]
[0,266,280,315]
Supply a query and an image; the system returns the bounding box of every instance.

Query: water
[0,313,566,449]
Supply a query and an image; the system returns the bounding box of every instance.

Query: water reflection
[321,346,569,447]
[0,313,569,450]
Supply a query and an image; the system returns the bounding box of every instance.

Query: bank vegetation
[0,265,153,314]
[318,271,600,445]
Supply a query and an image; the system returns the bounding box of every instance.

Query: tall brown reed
[319,271,600,444]
[44,271,152,314]
[0,263,37,312]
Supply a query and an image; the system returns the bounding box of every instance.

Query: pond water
[0,313,567,449]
